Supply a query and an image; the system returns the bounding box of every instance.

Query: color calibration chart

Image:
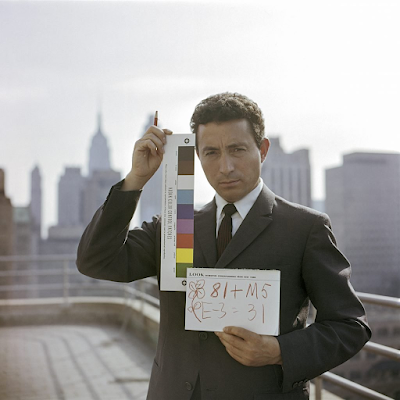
[161,134,195,291]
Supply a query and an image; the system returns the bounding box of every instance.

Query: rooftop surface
[0,324,343,400]
[0,324,154,400]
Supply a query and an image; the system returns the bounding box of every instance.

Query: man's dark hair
[190,92,265,148]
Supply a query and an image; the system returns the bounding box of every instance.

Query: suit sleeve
[76,182,159,283]
[277,213,371,392]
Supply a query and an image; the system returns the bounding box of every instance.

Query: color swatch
[161,133,195,291]
[176,146,195,278]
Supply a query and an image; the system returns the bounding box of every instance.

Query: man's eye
[233,147,245,152]
[205,151,216,156]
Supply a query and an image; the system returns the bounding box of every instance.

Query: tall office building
[29,165,42,254]
[46,167,85,253]
[326,152,400,297]
[82,169,120,226]
[0,169,13,256]
[0,169,14,292]
[13,207,36,295]
[261,137,311,207]
[88,112,111,176]
[139,114,162,222]
[82,111,120,225]
[57,167,84,227]
[30,165,42,233]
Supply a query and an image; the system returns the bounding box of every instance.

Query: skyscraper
[82,111,120,225]
[45,166,85,254]
[88,112,111,176]
[82,169,120,226]
[13,207,33,258]
[261,137,311,207]
[57,167,84,227]
[0,169,13,257]
[326,152,400,297]
[0,169,14,292]
[30,165,42,236]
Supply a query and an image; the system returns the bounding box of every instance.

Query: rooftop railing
[313,291,400,400]
[0,254,399,400]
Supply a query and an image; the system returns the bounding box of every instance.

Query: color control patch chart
[161,134,195,291]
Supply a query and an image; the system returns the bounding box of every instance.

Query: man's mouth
[219,179,240,186]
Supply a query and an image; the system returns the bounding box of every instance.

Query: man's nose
[219,153,234,175]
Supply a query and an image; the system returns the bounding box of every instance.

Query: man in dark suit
[77,92,371,399]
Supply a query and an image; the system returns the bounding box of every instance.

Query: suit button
[185,382,193,391]
[199,332,208,340]
[292,382,299,388]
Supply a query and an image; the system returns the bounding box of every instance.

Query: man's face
[196,119,269,203]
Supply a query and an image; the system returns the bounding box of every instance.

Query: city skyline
[1,1,400,233]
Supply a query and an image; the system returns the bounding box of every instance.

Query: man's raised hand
[122,126,172,191]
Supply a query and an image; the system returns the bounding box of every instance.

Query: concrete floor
[0,323,345,400]
[0,324,154,400]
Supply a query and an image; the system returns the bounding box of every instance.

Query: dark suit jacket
[77,182,371,400]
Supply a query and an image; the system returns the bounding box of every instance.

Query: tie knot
[223,203,237,217]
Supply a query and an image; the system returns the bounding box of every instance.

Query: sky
[1,0,400,235]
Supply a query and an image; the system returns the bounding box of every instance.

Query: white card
[185,268,280,335]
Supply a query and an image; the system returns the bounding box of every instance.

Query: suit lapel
[216,185,275,268]
[194,199,218,268]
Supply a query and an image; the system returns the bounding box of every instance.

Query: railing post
[123,283,128,305]
[63,259,70,307]
[138,280,145,314]
[314,376,323,400]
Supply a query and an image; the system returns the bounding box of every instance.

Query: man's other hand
[215,326,282,367]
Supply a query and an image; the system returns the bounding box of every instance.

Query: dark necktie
[217,203,237,259]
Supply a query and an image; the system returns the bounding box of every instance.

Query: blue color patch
[177,189,194,204]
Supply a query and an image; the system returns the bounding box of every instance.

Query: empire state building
[88,112,111,176]
[82,112,120,225]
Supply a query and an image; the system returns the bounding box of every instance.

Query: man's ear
[260,138,270,163]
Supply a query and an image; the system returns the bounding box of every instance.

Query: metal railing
[0,254,399,400]
[0,254,160,308]
[311,292,400,400]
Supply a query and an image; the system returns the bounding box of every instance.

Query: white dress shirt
[215,178,264,238]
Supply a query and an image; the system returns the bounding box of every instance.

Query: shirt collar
[215,178,264,220]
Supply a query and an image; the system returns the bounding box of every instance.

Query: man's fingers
[138,127,173,154]
[145,126,172,142]
[217,335,241,357]
[225,346,243,362]
[216,333,256,367]
[215,329,283,367]
[135,139,161,158]
[137,133,165,154]
[223,326,258,341]
[216,331,247,353]
[225,348,252,366]
[121,125,172,191]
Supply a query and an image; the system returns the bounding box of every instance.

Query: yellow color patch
[176,248,193,263]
